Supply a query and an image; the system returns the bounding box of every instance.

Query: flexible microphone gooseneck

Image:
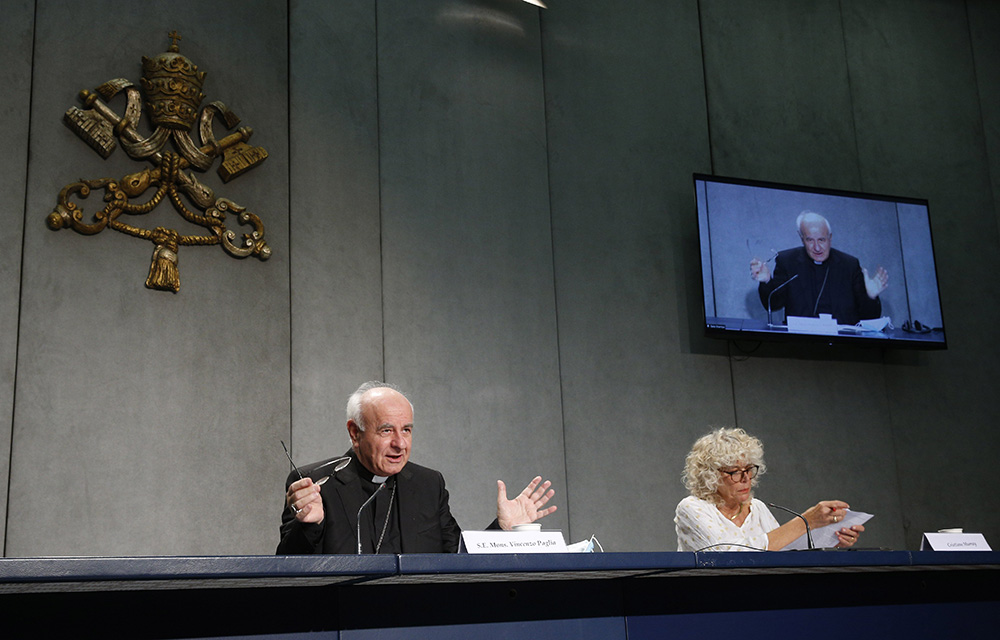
[768,502,814,550]
[356,481,387,554]
[766,274,799,327]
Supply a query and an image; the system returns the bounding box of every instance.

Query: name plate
[461,530,567,554]
[920,532,991,551]
[787,314,838,335]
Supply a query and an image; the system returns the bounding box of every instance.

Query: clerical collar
[352,454,393,484]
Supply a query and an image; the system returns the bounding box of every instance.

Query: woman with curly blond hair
[674,427,864,551]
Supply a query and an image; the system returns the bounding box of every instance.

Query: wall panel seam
[5,0,40,559]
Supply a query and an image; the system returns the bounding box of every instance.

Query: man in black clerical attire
[750,211,888,326]
[277,381,557,554]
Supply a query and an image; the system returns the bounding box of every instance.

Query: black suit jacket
[757,247,881,325]
[277,451,462,554]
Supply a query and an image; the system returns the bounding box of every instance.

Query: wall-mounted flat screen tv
[694,173,946,349]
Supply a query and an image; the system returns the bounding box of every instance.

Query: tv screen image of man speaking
[750,211,888,326]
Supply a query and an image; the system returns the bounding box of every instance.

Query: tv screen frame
[694,173,946,350]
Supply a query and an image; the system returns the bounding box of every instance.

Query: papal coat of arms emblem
[47,31,271,292]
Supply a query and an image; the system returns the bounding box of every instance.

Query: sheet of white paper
[784,509,873,550]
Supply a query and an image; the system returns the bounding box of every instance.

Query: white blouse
[674,496,780,551]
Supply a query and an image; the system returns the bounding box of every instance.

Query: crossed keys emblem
[46,31,271,292]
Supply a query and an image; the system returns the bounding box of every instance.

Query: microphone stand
[356,481,386,554]
[766,274,798,327]
[768,502,814,550]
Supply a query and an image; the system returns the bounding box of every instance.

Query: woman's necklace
[722,503,743,521]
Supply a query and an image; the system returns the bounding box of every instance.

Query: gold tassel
[146,227,180,292]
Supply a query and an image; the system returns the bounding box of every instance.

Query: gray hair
[345,381,411,431]
[682,427,767,505]
[796,211,832,237]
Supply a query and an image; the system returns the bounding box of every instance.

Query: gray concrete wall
[0,0,35,554]
[1,0,997,556]
[7,0,291,556]
[843,0,1000,546]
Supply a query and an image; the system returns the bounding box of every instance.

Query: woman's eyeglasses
[719,465,759,482]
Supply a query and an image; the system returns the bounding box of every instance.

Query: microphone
[766,274,798,327]
[767,502,813,550]
[356,481,387,554]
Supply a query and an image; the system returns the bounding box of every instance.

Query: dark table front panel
[1,551,996,639]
